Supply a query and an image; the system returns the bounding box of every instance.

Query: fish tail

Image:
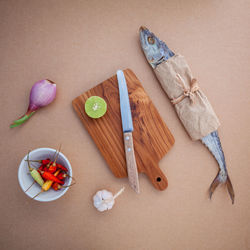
[226,175,235,204]
[208,171,221,199]
[209,171,235,204]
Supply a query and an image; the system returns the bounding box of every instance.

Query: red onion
[10,79,56,128]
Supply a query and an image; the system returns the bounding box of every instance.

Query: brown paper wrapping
[154,54,220,140]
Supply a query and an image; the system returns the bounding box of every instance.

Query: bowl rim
[18,147,72,202]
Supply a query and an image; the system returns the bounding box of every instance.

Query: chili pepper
[36,147,60,171]
[48,164,57,174]
[42,179,54,192]
[52,181,76,191]
[26,158,51,165]
[40,159,51,165]
[38,165,49,182]
[38,166,45,179]
[41,171,64,184]
[56,163,68,172]
[52,173,77,192]
[38,165,43,171]
[52,182,61,191]
[26,151,44,187]
[45,145,61,169]
[42,169,61,190]
[32,169,60,199]
[38,164,46,171]
[57,172,67,180]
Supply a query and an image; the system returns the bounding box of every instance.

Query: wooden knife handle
[123,132,140,193]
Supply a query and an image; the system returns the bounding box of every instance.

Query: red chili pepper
[41,171,64,184]
[42,159,51,165]
[38,165,45,171]
[27,158,51,165]
[48,164,57,174]
[38,165,46,180]
[38,165,48,175]
[39,164,49,171]
[52,182,62,191]
[57,172,67,180]
[56,163,68,172]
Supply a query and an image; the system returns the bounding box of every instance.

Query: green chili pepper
[27,151,44,187]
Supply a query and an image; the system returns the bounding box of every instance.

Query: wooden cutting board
[72,69,175,190]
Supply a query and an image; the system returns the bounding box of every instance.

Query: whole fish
[139,26,235,204]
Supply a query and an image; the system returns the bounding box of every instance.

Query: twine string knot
[171,74,199,105]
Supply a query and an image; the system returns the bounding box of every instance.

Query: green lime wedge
[85,96,107,119]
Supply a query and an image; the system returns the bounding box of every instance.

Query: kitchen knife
[117,70,140,193]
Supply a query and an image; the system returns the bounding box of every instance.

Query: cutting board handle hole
[156,177,161,182]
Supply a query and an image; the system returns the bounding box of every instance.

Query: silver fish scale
[201,131,228,183]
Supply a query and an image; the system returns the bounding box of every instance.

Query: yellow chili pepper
[32,170,60,199]
[42,170,60,191]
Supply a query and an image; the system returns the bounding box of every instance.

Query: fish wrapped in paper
[154,54,220,140]
[139,26,234,204]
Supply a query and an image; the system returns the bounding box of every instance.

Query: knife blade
[117,70,140,193]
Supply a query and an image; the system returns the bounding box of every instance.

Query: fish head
[139,26,174,68]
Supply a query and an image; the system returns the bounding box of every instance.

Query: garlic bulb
[93,187,125,212]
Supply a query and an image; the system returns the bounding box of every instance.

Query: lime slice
[85,96,107,119]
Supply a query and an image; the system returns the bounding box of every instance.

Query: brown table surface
[1,1,249,249]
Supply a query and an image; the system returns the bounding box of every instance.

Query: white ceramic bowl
[18,148,72,202]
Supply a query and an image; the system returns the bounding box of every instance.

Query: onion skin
[10,79,56,128]
[28,79,56,111]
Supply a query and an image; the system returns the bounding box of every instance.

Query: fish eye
[148,36,155,44]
